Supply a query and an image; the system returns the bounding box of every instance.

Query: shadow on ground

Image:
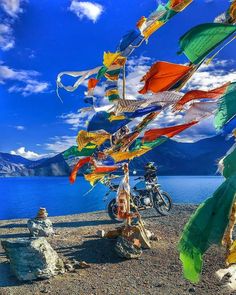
[0,262,20,287]
[0,224,27,229]
[54,219,116,228]
[0,233,29,239]
[57,238,123,265]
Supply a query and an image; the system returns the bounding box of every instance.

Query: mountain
[131,135,234,175]
[0,153,70,177]
[0,135,234,177]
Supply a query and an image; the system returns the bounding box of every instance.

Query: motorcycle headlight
[146,184,152,190]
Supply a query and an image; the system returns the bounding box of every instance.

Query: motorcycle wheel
[107,199,123,222]
[154,191,172,216]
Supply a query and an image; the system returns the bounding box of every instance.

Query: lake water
[0,176,224,220]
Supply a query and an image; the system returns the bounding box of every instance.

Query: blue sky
[0,0,235,159]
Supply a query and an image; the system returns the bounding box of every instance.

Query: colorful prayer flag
[214,82,236,130]
[178,23,236,64]
[139,61,192,94]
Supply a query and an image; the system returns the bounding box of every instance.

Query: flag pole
[122,64,126,100]
[123,163,131,226]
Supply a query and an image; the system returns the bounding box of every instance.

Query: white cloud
[184,59,236,90]
[10,147,46,160]
[122,56,152,100]
[0,22,15,51]
[8,80,49,96]
[0,0,25,51]
[69,1,103,23]
[44,136,76,154]
[14,125,25,130]
[0,63,50,96]
[174,117,217,143]
[0,0,23,18]
[60,108,95,130]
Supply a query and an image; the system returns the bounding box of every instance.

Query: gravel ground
[0,205,235,295]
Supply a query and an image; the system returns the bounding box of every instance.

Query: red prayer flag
[70,156,92,184]
[88,78,99,90]
[143,121,198,142]
[174,82,230,110]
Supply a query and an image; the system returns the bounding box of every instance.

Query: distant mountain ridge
[0,153,70,177]
[0,135,233,177]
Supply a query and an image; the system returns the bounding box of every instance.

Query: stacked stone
[27,208,55,237]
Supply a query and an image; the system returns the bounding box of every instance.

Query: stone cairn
[27,208,55,237]
[1,237,65,281]
[1,208,64,282]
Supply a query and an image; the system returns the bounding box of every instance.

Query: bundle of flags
[58,0,236,277]
[59,0,236,188]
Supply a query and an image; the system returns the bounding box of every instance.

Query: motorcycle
[103,175,172,222]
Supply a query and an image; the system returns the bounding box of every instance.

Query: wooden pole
[122,64,126,100]
[123,163,131,226]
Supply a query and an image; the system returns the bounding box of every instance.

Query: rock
[1,237,65,281]
[150,235,159,241]
[37,208,48,219]
[124,224,151,249]
[114,236,142,259]
[73,260,90,269]
[216,265,236,290]
[65,263,74,272]
[27,208,54,237]
[188,287,195,293]
[27,218,54,237]
[97,230,106,238]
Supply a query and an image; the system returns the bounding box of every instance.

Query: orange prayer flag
[139,61,192,94]
[136,16,146,29]
[88,78,99,90]
[143,121,198,142]
[174,82,230,111]
[229,1,236,23]
[170,0,193,12]
[69,156,92,184]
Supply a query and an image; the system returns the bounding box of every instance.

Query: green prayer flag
[96,66,108,80]
[62,144,96,160]
[178,174,236,283]
[178,23,236,64]
[222,143,236,179]
[214,83,236,130]
[132,137,168,151]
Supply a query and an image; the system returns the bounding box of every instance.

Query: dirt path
[0,205,233,295]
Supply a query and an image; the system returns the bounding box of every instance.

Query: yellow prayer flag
[143,20,164,39]
[103,52,120,68]
[110,147,151,162]
[77,130,110,151]
[108,114,126,122]
[84,173,106,186]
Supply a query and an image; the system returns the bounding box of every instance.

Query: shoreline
[0,204,229,295]
[0,204,199,223]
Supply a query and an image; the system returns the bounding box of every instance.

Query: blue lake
[0,176,224,220]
